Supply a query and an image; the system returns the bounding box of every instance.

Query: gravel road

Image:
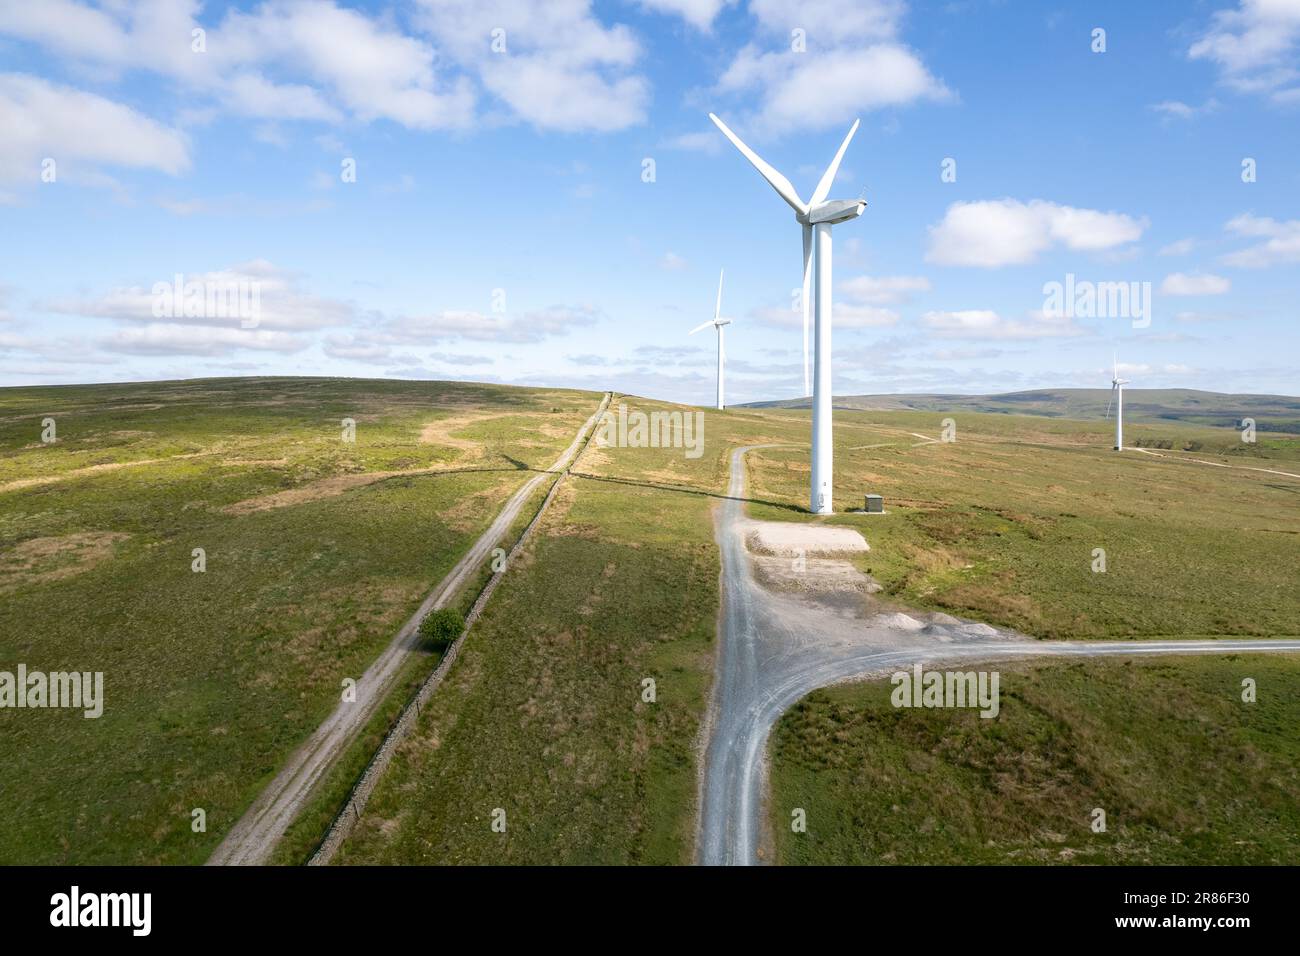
[696,444,1300,866]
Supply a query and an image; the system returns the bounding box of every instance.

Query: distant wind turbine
[1105,354,1129,451]
[709,112,866,513]
[689,268,732,410]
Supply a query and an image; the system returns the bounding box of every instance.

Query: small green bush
[420,607,464,649]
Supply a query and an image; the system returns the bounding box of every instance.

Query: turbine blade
[809,118,860,207]
[715,268,724,322]
[802,223,812,396]
[688,320,713,335]
[709,113,808,214]
[1105,384,1115,419]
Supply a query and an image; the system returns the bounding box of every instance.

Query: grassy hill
[0,377,599,864]
[3,377,1297,864]
[743,407,1300,638]
[337,395,1300,866]
[771,656,1300,865]
[744,388,1300,432]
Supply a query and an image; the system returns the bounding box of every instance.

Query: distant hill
[741,389,1300,432]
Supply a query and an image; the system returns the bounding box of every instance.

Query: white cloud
[921,309,1085,339]
[385,305,601,344]
[1160,272,1231,295]
[1149,98,1219,119]
[0,73,189,183]
[713,0,948,134]
[221,73,343,123]
[103,324,308,356]
[926,199,1147,267]
[1104,362,1196,380]
[1188,0,1300,102]
[1159,237,1198,256]
[750,0,906,41]
[252,123,291,148]
[414,0,648,131]
[636,0,733,30]
[46,261,358,331]
[0,0,134,62]
[755,303,897,329]
[1221,213,1300,266]
[1174,309,1245,323]
[1150,100,1195,118]
[0,326,118,365]
[0,0,476,133]
[717,45,949,134]
[321,335,413,364]
[226,1,475,130]
[836,304,901,327]
[839,274,930,304]
[660,252,689,271]
[430,351,494,366]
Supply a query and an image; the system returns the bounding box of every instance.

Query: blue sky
[1,0,1297,404]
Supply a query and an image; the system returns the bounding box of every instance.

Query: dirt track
[207,394,609,866]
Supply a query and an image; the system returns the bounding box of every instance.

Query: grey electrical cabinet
[865,494,884,513]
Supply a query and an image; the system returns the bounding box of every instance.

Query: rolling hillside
[743,389,1300,432]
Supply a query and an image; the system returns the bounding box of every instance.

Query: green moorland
[333,395,746,864]
[0,377,598,864]
[770,655,1300,865]
[337,395,1298,865]
[2,381,1296,866]
[749,388,1300,432]
[741,407,1300,639]
[267,474,558,867]
[570,399,1299,639]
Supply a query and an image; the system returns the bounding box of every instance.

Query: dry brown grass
[417,411,516,459]
[221,468,459,515]
[0,532,129,593]
[0,454,206,493]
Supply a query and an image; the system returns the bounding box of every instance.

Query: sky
[0,0,1297,405]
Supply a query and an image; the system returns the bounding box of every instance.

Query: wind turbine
[689,268,732,410]
[709,112,866,514]
[1105,354,1129,451]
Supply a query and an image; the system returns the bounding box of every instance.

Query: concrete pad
[745,521,869,557]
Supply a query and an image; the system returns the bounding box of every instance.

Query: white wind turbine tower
[689,269,732,410]
[1105,354,1129,451]
[709,112,866,514]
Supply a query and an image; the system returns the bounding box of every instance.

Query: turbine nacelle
[690,318,732,333]
[803,199,867,225]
